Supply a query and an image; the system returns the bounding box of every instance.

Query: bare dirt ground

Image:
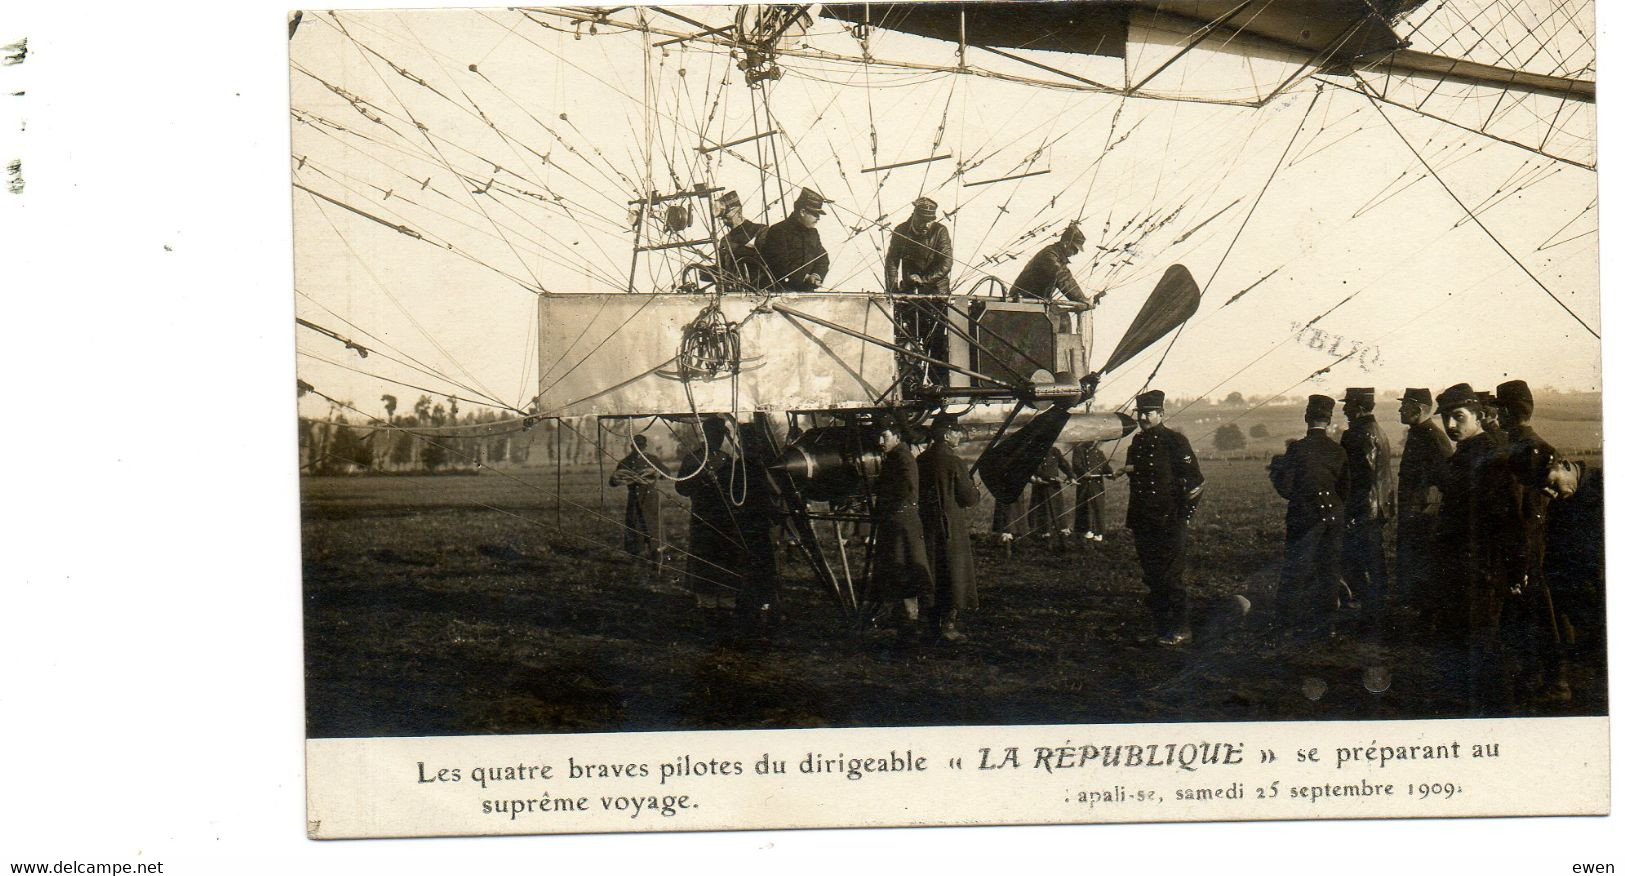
[301,452,1606,738]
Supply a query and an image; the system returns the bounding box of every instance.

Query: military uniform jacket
[1010,243,1090,305]
[719,220,767,286]
[917,442,980,602]
[885,221,953,294]
[1397,419,1452,515]
[1272,429,1350,540]
[1126,424,1203,530]
[1340,415,1395,523]
[1437,431,1519,585]
[675,450,736,524]
[1071,443,1113,482]
[1504,422,1557,574]
[757,217,830,292]
[1033,446,1075,484]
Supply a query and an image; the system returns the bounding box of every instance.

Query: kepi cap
[1305,394,1336,422]
[1341,387,1376,406]
[1495,379,1534,421]
[1436,382,1479,413]
[1399,387,1433,409]
[794,187,828,215]
[912,196,938,217]
[1135,390,1165,412]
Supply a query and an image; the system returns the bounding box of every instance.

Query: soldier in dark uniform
[1339,387,1395,636]
[1495,379,1561,704]
[990,488,1028,558]
[1268,395,1349,640]
[1122,390,1205,645]
[733,420,786,639]
[1071,440,1113,542]
[1434,383,1520,714]
[917,415,981,642]
[1542,457,1604,703]
[886,197,954,385]
[1395,388,1453,635]
[608,434,668,563]
[1029,445,1076,552]
[757,187,831,292]
[1009,223,1106,307]
[872,424,934,643]
[675,417,743,614]
[714,190,767,292]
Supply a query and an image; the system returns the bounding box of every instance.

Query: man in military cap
[886,197,954,384]
[1009,223,1106,308]
[758,187,832,292]
[872,423,934,644]
[1268,394,1349,640]
[1339,387,1394,636]
[917,415,981,642]
[1122,390,1204,645]
[1395,388,1454,635]
[714,189,767,292]
[1434,383,1520,713]
[1496,379,1562,703]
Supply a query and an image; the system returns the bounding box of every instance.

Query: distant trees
[1223,391,1245,406]
[1214,423,1247,451]
[1249,423,1270,439]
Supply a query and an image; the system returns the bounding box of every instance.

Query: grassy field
[302,436,1606,738]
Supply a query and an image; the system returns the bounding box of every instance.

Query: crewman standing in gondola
[758,187,831,292]
[1122,390,1204,646]
[714,190,768,292]
[886,196,954,384]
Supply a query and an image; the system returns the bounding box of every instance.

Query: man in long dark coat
[1071,440,1113,542]
[1009,223,1104,307]
[1268,395,1349,640]
[1339,387,1394,636]
[1029,445,1075,552]
[733,420,786,638]
[917,416,981,642]
[1123,390,1205,645]
[608,434,668,563]
[1396,387,1453,634]
[1496,379,1562,704]
[1435,383,1521,714]
[675,417,743,613]
[757,187,831,292]
[872,424,934,643]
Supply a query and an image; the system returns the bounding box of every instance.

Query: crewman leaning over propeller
[1008,222,1105,308]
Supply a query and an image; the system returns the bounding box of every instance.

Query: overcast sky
[290,4,1599,421]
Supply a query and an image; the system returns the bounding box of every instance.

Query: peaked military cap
[1399,387,1433,409]
[912,196,938,216]
[715,190,743,214]
[1060,222,1086,245]
[794,187,828,215]
[1341,387,1376,406]
[1135,390,1165,412]
[1305,394,1336,422]
[1496,379,1534,421]
[1435,382,1479,413]
[929,413,962,436]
